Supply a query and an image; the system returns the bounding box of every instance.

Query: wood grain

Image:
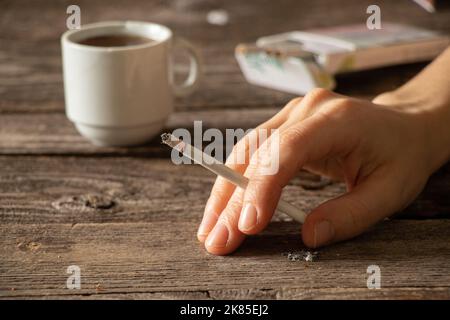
[0,156,448,226]
[0,156,343,224]
[0,220,449,299]
[0,109,279,155]
[1,0,450,300]
[1,0,449,113]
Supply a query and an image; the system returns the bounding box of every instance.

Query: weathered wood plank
[0,287,450,300]
[0,156,448,225]
[2,287,450,300]
[1,0,449,113]
[0,155,344,224]
[1,0,450,301]
[0,220,449,299]
[0,109,278,155]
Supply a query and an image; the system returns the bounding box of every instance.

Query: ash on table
[282,250,319,262]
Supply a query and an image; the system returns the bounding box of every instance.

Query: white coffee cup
[61,21,200,146]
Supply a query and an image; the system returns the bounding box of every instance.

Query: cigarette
[161,133,307,223]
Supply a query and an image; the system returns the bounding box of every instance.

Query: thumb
[302,172,404,248]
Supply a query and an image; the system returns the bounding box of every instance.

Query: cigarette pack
[413,0,435,12]
[235,23,449,95]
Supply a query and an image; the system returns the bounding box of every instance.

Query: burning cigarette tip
[161,133,172,145]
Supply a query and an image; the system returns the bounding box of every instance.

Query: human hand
[197,88,447,255]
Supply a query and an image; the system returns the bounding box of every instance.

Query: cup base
[74,121,165,147]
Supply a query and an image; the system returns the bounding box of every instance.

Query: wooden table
[1,0,449,299]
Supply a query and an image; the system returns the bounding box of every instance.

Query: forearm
[373,46,450,172]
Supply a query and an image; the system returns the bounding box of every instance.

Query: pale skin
[198,47,450,255]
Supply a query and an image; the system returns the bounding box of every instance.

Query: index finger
[197,98,301,242]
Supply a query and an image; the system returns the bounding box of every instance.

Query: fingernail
[313,220,335,247]
[198,200,217,237]
[238,203,258,232]
[197,213,217,237]
[206,223,229,248]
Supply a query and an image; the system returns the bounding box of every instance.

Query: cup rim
[61,20,173,52]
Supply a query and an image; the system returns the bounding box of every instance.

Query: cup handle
[171,37,201,97]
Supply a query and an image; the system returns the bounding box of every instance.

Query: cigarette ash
[282,250,319,262]
[161,133,172,145]
[161,133,187,153]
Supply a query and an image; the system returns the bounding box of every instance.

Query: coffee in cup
[61,21,200,146]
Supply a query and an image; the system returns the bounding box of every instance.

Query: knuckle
[305,88,334,103]
[246,174,283,204]
[219,202,241,226]
[279,125,308,148]
[209,188,226,203]
[299,89,335,117]
[227,139,248,165]
[290,96,303,104]
[248,173,270,188]
[286,97,303,108]
[283,97,304,117]
[217,187,245,226]
[243,183,261,203]
[246,142,277,172]
[209,181,231,203]
[320,98,362,122]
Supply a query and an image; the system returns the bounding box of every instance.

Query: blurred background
[1,0,450,116]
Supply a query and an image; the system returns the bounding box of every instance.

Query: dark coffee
[78,35,153,47]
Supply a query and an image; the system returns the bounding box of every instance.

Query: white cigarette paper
[161,133,307,223]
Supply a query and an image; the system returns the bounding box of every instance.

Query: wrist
[421,103,450,173]
[373,90,450,173]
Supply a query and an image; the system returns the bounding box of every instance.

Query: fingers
[301,170,403,248]
[197,133,260,243]
[197,177,236,242]
[282,88,341,126]
[204,186,247,255]
[238,106,357,235]
[201,88,423,254]
[237,133,297,234]
[204,90,363,255]
[197,98,301,243]
[204,131,297,254]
